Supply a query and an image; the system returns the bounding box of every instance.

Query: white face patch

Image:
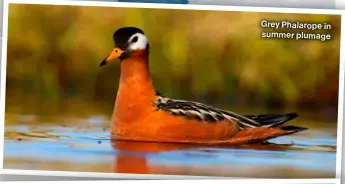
[128,33,148,51]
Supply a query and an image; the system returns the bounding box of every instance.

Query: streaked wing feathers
[154,92,262,129]
[242,113,298,127]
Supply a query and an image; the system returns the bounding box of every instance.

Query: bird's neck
[120,50,151,84]
[112,49,156,125]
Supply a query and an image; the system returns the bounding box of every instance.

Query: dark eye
[131,36,138,43]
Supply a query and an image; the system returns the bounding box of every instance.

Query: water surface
[3,99,337,178]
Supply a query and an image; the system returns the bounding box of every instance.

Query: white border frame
[0,180,341,184]
[0,0,344,182]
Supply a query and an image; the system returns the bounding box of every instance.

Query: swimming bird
[100,27,307,145]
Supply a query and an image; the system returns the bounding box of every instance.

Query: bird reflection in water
[110,139,295,175]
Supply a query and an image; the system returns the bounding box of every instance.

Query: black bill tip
[100,59,107,67]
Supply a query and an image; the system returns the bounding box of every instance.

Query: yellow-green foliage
[6,4,341,109]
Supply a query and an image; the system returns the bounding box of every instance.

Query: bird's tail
[223,124,308,144]
[242,112,300,128]
[278,125,308,134]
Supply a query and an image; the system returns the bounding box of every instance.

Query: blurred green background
[5,4,341,125]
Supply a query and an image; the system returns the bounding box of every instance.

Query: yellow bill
[100,48,124,66]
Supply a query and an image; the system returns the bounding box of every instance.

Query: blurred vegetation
[5,4,341,118]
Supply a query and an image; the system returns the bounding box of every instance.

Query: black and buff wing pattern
[153,91,298,129]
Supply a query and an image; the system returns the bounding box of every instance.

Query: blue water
[3,120,337,178]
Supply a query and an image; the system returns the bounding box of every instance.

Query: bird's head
[100,27,148,66]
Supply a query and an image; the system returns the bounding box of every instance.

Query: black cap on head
[113,27,145,51]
